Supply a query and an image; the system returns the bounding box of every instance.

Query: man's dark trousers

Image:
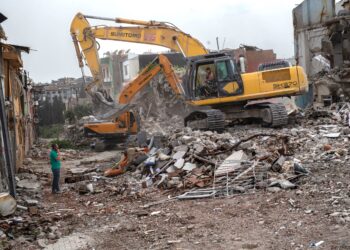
[52,168,60,192]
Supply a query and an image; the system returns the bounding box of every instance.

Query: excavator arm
[70,12,207,105]
[83,54,183,143]
[118,54,182,104]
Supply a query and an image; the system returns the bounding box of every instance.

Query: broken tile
[172,151,187,160]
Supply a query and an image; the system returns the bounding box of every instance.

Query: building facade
[0,13,35,196]
[34,76,92,110]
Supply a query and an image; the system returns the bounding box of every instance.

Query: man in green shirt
[50,144,61,194]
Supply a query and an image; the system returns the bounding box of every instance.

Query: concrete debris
[7,97,350,249]
[215,150,248,176]
[17,179,41,190]
[0,193,17,216]
[269,179,296,189]
[183,162,197,171]
[174,158,185,169]
[172,151,187,160]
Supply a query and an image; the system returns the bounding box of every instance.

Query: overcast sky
[1,0,305,83]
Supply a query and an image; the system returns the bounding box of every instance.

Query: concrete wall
[122,54,139,83]
[293,0,335,108]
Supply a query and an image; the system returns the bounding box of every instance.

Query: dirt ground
[24,148,349,250]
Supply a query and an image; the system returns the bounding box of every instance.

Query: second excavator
[70,13,308,143]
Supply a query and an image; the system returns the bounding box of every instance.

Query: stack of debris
[63,116,99,146]
[99,127,307,198]
[130,73,189,134]
[0,171,64,249]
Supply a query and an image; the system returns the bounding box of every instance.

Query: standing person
[50,144,61,194]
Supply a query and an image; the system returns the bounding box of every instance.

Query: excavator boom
[70,12,207,106]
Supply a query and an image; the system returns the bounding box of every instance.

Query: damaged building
[294,0,350,106]
[0,13,35,196]
[33,76,92,110]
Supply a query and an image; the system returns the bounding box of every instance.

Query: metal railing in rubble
[177,159,268,200]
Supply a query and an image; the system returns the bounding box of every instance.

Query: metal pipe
[174,38,186,57]
[84,15,164,26]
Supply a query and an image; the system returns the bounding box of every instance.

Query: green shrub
[39,124,64,138]
[64,110,75,123]
[73,104,93,119]
[50,139,74,149]
[64,105,93,124]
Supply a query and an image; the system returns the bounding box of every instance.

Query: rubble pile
[63,116,98,146]
[59,103,350,201]
[132,73,188,134]
[2,104,350,249]
[121,105,349,197]
[303,102,350,127]
[0,174,63,249]
[128,127,307,197]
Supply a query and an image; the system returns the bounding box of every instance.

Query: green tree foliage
[38,96,65,126]
[64,104,93,124]
[73,104,92,119]
[64,110,75,124]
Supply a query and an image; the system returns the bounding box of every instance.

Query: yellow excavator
[70,13,308,143]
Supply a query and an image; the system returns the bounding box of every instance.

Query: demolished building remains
[294,0,350,106]
[0,13,35,196]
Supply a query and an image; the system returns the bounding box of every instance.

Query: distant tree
[64,104,92,124]
[38,96,65,126]
[38,98,51,126]
[64,110,75,124]
[73,104,92,119]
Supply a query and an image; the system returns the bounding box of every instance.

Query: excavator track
[264,103,288,127]
[222,102,289,127]
[184,109,225,132]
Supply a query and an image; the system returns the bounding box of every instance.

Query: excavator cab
[184,53,244,102]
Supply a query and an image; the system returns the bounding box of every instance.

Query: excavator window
[215,59,244,97]
[216,60,233,81]
[195,63,217,98]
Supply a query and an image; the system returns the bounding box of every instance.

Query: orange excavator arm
[118,54,182,104]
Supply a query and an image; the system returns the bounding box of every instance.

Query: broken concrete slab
[215,150,248,176]
[172,151,187,160]
[323,132,341,138]
[269,179,296,189]
[0,193,16,216]
[69,168,90,175]
[173,145,188,153]
[17,179,41,190]
[158,152,170,161]
[181,135,195,144]
[183,162,197,171]
[193,144,205,154]
[174,158,185,169]
[25,199,39,206]
[166,166,176,173]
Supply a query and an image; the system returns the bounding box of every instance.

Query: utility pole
[216,37,220,51]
